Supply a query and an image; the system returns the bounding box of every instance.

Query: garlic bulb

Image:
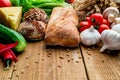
[80,26,101,46]
[100,30,120,52]
[111,24,120,33]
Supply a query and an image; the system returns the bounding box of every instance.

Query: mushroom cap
[103,7,119,19]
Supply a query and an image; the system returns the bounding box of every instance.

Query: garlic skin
[111,24,120,33]
[100,30,120,52]
[80,26,101,46]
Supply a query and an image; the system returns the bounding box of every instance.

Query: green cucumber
[0,24,27,53]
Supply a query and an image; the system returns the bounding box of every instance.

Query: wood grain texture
[80,44,120,80]
[0,59,14,80]
[11,41,87,80]
[1,41,120,80]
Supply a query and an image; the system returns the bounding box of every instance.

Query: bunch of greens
[10,0,71,16]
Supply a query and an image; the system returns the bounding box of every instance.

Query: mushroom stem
[108,13,115,23]
[114,17,120,24]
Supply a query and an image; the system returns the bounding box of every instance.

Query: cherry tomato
[90,13,104,25]
[103,18,110,27]
[86,17,90,21]
[98,24,110,34]
[79,21,91,32]
[0,0,11,7]
[67,0,74,3]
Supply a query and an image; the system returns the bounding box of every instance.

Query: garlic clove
[100,45,109,52]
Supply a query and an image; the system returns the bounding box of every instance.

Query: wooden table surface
[0,41,120,80]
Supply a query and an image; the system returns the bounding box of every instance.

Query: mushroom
[111,17,120,27]
[103,7,119,23]
[114,17,120,24]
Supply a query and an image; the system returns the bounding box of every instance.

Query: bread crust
[45,7,80,47]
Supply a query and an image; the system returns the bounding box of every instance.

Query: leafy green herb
[10,0,71,16]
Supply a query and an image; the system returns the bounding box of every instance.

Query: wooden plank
[11,41,87,80]
[0,59,14,80]
[81,44,120,80]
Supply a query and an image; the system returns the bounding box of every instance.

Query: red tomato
[103,18,110,27]
[98,24,110,34]
[67,0,74,3]
[86,17,90,21]
[90,13,104,25]
[0,0,11,7]
[79,21,91,32]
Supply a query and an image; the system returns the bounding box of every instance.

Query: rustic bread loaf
[45,7,80,47]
